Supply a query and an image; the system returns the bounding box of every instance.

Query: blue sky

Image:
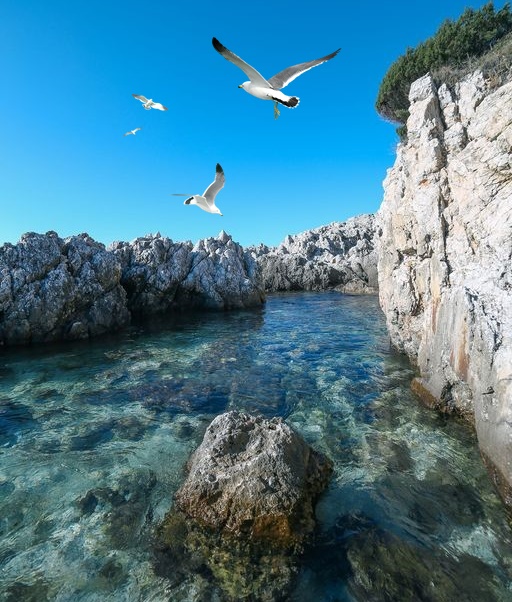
[1,0,504,248]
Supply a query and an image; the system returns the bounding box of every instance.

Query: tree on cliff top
[376,2,512,133]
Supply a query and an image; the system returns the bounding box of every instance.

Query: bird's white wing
[150,102,168,111]
[212,38,269,86]
[132,94,149,103]
[203,163,225,204]
[123,127,141,136]
[267,48,340,90]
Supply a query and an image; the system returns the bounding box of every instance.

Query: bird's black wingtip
[216,163,223,173]
[212,37,224,52]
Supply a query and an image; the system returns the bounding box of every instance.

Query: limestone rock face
[0,231,130,344]
[111,230,265,313]
[377,71,512,500]
[251,214,378,293]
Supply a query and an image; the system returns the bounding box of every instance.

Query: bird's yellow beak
[238,84,243,88]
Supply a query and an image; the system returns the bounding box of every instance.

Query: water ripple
[0,292,511,601]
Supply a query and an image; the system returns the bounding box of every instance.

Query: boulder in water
[155,410,332,599]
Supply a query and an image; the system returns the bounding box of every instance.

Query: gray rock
[111,230,265,313]
[0,229,265,345]
[377,71,512,503]
[250,214,378,293]
[174,410,332,543]
[0,231,130,344]
[155,411,332,600]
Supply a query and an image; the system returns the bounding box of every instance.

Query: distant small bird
[212,37,340,118]
[123,127,142,136]
[132,94,168,111]
[172,164,225,216]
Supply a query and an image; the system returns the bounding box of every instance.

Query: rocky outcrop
[155,411,332,600]
[0,230,265,345]
[111,230,264,313]
[250,214,378,293]
[0,231,130,344]
[377,71,512,501]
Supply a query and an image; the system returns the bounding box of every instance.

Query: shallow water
[1,292,511,601]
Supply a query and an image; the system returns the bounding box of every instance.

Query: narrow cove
[1,291,511,601]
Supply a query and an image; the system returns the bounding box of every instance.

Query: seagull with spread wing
[212,37,340,118]
[172,163,225,216]
[123,127,142,136]
[132,94,168,111]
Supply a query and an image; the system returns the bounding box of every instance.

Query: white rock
[377,68,512,501]
[251,214,378,293]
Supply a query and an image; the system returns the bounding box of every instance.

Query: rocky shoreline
[1,67,510,508]
[0,230,265,346]
[0,216,379,346]
[250,214,378,294]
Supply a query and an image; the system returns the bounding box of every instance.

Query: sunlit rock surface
[250,214,378,293]
[377,70,512,503]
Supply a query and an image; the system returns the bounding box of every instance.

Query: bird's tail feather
[273,96,300,108]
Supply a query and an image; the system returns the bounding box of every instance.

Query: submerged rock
[340,513,497,602]
[155,411,332,600]
[250,214,378,293]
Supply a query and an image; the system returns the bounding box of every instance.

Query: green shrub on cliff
[376,2,512,131]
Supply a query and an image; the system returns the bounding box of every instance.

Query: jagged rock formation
[155,411,332,600]
[0,230,264,345]
[250,214,378,293]
[377,71,512,502]
[0,231,130,344]
[110,230,264,313]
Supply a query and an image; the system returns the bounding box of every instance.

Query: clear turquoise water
[1,291,511,601]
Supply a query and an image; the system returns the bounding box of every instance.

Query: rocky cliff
[251,214,378,293]
[0,230,264,345]
[377,71,512,502]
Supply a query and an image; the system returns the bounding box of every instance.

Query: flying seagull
[172,163,225,216]
[212,37,340,118]
[132,94,168,111]
[123,127,142,136]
